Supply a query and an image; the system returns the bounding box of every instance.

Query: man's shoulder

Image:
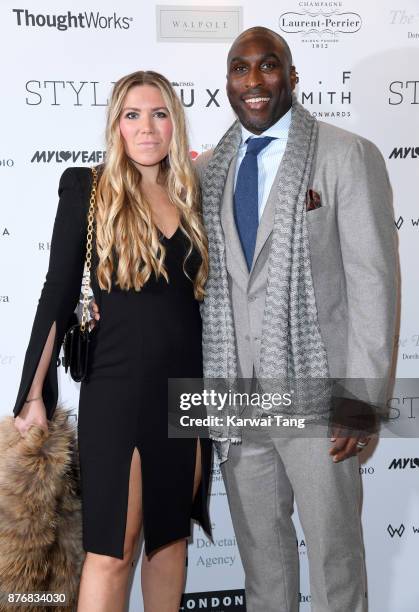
[193,149,215,183]
[317,121,383,160]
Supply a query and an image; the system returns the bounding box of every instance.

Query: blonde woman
[13,71,212,612]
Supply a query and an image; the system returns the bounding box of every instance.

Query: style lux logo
[12,9,133,30]
[388,80,419,105]
[31,151,106,164]
[171,82,221,108]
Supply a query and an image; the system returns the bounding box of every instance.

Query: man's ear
[290,65,299,90]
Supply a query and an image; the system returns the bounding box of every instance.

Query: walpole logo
[389,146,419,159]
[389,458,419,469]
[180,590,245,610]
[12,9,133,30]
[387,524,405,538]
[278,3,362,49]
[31,150,106,164]
[156,5,242,42]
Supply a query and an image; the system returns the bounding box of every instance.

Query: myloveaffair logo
[12,9,133,30]
[31,150,106,164]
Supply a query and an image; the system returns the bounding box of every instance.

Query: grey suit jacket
[195,121,398,405]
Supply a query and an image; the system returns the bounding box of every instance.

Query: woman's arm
[13,167,92,423]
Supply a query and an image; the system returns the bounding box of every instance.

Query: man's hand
[329,428,370,462]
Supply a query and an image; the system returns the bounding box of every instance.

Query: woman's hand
[14,398,48,437]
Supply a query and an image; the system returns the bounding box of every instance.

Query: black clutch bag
[62,166,98,383]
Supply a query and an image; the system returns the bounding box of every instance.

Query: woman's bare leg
[141,439,202,612]
[76,447,142,612]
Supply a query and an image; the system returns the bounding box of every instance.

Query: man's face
[226,33,296,134]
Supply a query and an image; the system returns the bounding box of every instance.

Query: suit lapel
[220,155,249,286]
[249,156,284,277]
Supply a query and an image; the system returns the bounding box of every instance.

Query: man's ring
[356,440,368,449]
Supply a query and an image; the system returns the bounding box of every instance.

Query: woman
[13,70,212,612]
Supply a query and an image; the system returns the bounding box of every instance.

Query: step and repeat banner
[1,1,418,610]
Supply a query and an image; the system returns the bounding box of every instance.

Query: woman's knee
[85,541,138,574]
[145,539,186,569]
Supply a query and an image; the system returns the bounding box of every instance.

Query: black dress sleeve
[13,167,93,421]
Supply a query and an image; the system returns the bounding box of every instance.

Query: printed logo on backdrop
[278,1,362,50]
[171,82,222,108]
[0,158,14,168]
[12,9,133,30]
[397,334,419,362]
[31,150,106,164]
[25,80,112,107]
[359,465,375,476]
[387,524,405,538]
[387,393,419,419]
[389,9,419,40]
[180,590,245,610]
[299,70,352,119]
[387,523,419,538]
[389,458,419,469]
[192,523,237,569]
[394,216,419,237]
[389,146,419,159]
[388,80,419,105]
[25,79,225,109]
[156,5,242,42]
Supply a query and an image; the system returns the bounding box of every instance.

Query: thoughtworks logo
[12,9,133,30]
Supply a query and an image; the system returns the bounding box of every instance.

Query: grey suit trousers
[221,422,367,612]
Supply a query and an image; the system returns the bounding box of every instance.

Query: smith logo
[279,11,362,36]
[31,151,106,164]
[389,147,419,159]
[387,524,405,538]
[13,9,133,30]
[389,458,419,469]
[180,590,245,610]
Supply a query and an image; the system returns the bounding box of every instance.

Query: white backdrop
[1,1,418,610]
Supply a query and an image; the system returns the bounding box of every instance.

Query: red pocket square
[306,189,322,211]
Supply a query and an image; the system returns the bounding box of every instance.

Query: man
[194,27,397,612]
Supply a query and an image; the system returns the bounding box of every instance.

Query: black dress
[13,167,212,559]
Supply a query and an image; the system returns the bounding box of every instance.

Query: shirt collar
[240,107,292,145]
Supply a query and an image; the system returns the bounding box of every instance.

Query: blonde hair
[95,70,208,300]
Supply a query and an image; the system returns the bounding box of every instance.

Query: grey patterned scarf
[201,96,330,457]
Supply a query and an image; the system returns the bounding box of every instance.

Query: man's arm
[330,136,399,461]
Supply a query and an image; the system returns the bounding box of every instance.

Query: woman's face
[119,84,173,169]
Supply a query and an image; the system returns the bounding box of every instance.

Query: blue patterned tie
[234,136,275,270]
